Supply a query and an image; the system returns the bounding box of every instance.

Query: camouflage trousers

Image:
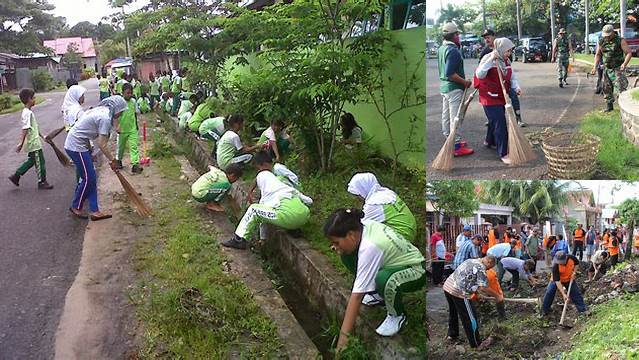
[603,68,628,105]
[557,59,569,82]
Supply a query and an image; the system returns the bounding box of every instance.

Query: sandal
[69,207,89,219]
[90,212,113,221]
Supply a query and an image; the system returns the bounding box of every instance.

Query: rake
[114,169,152,217]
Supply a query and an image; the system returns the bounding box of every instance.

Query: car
[514,37,548,63]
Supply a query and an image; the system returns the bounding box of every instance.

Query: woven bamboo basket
[541,131,600,179]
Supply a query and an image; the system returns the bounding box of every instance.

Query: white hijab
[62,85,86,127]
[347,173,396,205]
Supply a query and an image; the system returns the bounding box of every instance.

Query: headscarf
[61,85,86,127]
[347,173,396,205]
[98,95,128,119]
[479,37,515,73]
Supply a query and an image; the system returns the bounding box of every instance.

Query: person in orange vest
[601,229,610,250]
[572,224,586,260]
[513,234,523,258]
[471,267,506,319]
[541,251,588,316]
[503,227,513,243]
[488,223,500,249]
[608,230,621,266]
[544,235,558,267]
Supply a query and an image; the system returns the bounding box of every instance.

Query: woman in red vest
[474,38,522,165]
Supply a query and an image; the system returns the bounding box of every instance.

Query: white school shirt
[256,170,296,208]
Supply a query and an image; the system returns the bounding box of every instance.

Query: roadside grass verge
[561,292,639,359]
[129,153,283,358]
[0,96,45,115]
[580,109,639,179]
[574,53,639,66]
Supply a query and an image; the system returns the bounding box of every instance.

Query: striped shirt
[453,240,479,269]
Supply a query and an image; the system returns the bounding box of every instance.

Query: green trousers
[557,59,569,82]
[193,184,231,204]
[116,132,140,165]
[341,253,426,316]
[603,68,629,105]
[15,149,46,183]
[235,197,310,240]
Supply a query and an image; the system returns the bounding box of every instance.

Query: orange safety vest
[634,234,639,248]
[574,228,585,241]
[603,234,610,248]
[515,239,523,250]
[558,258,577,283]
[504,233,511,243]
[488,229,498,249]
[609,236,620,256]
[470,268,502,301]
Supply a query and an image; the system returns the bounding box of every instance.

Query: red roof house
[43,37,98,71]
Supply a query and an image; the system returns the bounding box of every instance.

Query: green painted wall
[223,27,425,169]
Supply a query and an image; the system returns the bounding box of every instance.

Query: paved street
[427,59,604,179]
[0,80,98,359]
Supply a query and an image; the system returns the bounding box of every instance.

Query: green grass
[0,96,45,115]
[632,88,639,102]
[574,53,639,66]
[580,109,639,179]
[562,292,639,359]
[130,154,284,358]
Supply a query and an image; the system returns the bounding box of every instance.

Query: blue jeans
[542,281,587,314]
[66,149,99,212]
[483,105,508,158]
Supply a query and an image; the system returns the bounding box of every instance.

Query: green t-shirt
[178,99,193,117]
[98,78,109,92]
[187,101,214,132]
[362,220,425,269]
[438,42,465,94]
[171,76,182,93]
[381,197,417,242]
[133,81,142,98]
[191,166,231,199]
[149,81,160,96]
[120,98,138,133]
[20,108,42,153]
[161,76,170,91]
[199,116,225,136]
[216,130,243,170]
[137,97,150,113]
[116,79,128,95]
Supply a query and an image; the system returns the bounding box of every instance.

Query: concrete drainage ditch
[158,112,422,359]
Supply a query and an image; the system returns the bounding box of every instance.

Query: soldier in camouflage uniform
[592,24,633,112]
[552,28,573,88]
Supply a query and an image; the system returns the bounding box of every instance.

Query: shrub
[31,69,55,92]
[80,68,95,80]
[0,94,14,110]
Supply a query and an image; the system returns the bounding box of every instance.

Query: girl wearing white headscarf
[61,85,87,130]
[64,95,128,221]
[474,37,522,165]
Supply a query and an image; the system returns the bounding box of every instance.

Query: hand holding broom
[496,65,536,165]
[41,133,71,167]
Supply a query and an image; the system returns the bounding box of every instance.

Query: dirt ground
[53,127,165,359]
[426,258,639,360]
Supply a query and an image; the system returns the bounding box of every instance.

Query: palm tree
[479,180,569,225]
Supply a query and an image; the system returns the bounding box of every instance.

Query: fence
[427,223,526,254]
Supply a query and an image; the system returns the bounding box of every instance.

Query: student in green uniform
[222,152,312,250]
[164,92,173,113]
[187,98,214,132]
[115,75,129,95]
[148,72,160,109]
[324,208,426,352]
[191,163,243,212]
[178,93,195,118]
[132,75,142,99]
[137,92,151,114]
[97,74,110,100]
[116,83,143,174]
[246,151,313,206]
[181,68,191,94]
[215,115,260,170]
[170,70,182,116]
[160,71,171,93]
[8,88,54,189]
[258,119,290,162]
[198,115,226,143]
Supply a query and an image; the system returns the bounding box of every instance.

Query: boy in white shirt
[215,115,259,170]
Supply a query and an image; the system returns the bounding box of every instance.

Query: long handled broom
[45,139,72,167]
[114,169,153,217]
[497,66,536,166]
[432,87,477,171]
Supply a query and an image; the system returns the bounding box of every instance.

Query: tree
[61,43,83,80]
[0,0,67,54]
[479,180,569,225]
[437,3,478,33]
[426,181,479,219]
[98,39,127,65]
[617,198,639,260]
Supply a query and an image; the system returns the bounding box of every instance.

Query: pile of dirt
[583,262,639,304]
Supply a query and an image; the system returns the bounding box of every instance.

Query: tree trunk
[626,219,635,260]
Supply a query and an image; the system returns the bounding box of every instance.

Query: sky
[48,0,149,26]
[426,0,473,23]
[565,181,639,206]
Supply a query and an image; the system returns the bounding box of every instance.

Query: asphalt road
[0,80,99,359]
[427,58,604,179]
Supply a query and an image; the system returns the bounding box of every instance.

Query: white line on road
[553,74,582,125]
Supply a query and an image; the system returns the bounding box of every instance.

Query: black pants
[611,254,619,267]
[432,258,445,285]
[572,241,584,260]
[496,301,506,319]
[444,291,482,348]
[506,268,520,288]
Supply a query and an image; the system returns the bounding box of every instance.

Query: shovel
[559,278,574,328]
[485,296,542,313]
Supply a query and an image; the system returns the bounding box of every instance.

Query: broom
[114,169,153,217]
[431,87,469,171]
[497,66,536,165]
[45,126,66,141]
[45,138,72,167]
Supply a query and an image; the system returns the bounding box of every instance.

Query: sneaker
[222,235,248,250]
[454,147,474,157]
[38,181,54,190]
[131,165,144,174]
[8,174,20,187]
[362,293,385,306]
[375,314,406,337]
[116,160,124,170]
[501,156,511,164]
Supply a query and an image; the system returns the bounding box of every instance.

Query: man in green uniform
[148,73,160,109]
[160,71,171,94]
[170,70,182,116]
[552,28,574,88]
[591,24,633,112]
[97,75,110,100]
[116,83,143,174]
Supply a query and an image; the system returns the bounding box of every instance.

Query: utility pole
[516,0,522,41]
[121,6,131,58]
[621,0,627,38]
[550,0,556,48]
[482,0,487,31]
[585,0,590,54]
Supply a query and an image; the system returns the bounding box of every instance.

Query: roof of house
[43,37,96,58]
